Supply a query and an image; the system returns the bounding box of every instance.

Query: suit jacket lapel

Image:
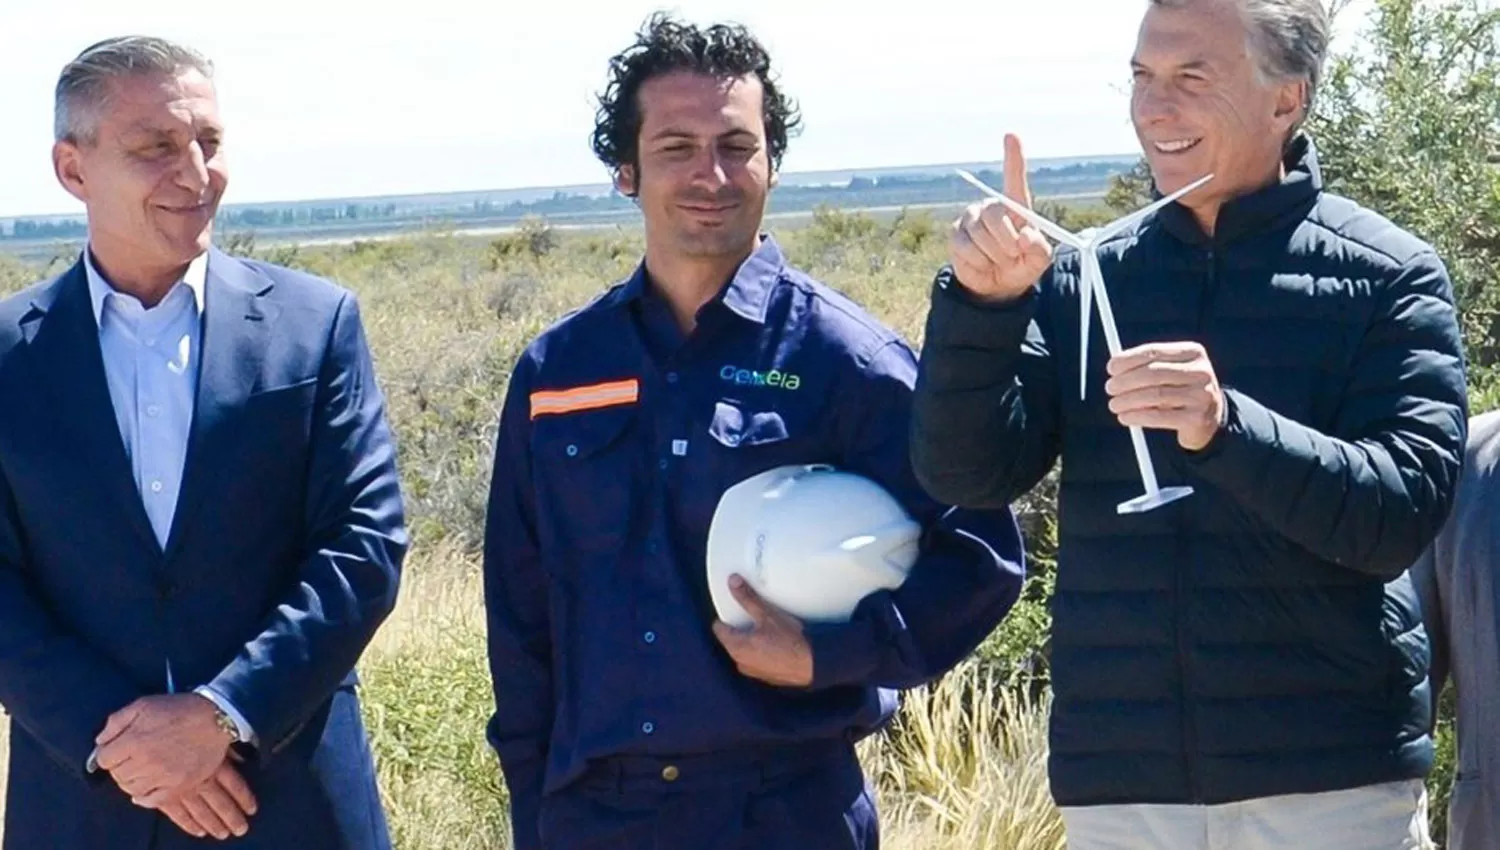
[163,249,276,561]
[26,261,161,552]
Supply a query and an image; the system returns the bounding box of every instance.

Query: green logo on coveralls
[719,365,802,391]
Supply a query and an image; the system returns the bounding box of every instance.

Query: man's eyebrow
[121,121,171,136]
[646,127,697,142]
[1131,54,1216,71]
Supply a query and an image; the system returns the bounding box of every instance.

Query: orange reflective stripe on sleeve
[529,378,640,419]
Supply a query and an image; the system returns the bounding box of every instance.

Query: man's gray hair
[1151,0,1331,117]
[54,36,214,145]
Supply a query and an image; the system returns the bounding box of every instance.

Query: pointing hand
[948,134,1054,303]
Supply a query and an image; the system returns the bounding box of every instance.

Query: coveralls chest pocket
[699,400,823,508]
[530,405,639,560]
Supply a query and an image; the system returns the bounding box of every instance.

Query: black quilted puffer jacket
[910,135,1469,807]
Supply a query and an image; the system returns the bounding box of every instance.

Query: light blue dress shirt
[83,248,257,755]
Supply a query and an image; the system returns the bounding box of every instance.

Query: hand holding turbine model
[952,139,1213,514]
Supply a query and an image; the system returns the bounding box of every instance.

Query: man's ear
[614,163,638,198]
[1273,78,1307,133]
[53,140,89,204]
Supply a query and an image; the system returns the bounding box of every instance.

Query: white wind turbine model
[955,168,1214,514]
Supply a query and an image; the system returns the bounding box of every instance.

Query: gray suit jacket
[1413,409,1500,850]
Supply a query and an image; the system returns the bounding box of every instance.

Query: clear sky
[0,0,1373,218]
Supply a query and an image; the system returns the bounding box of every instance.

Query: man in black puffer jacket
[909,0,1468,847]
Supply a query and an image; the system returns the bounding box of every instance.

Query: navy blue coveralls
[482,234,1026,849]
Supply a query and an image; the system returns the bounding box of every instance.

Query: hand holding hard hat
[711,575,817,687]
[705,464,924,629]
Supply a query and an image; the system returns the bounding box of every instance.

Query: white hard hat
[706,464,923,628]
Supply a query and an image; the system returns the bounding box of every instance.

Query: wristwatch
[211,704,244,743]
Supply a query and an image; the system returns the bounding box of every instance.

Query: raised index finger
[1002,134,1033,214]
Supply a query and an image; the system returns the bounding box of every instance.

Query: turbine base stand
[1117,485,1194,515]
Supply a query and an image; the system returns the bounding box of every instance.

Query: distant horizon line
[1,150,1142,223]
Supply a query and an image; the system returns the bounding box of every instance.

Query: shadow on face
[53,68,228,288]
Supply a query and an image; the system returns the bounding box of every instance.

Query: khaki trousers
[1060,779,1433,850]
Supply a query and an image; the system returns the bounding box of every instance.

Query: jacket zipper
[1194,248,1219,333]
[1179,246,1217,802]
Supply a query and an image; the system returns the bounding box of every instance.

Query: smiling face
[615,69,772,265]
[1130,0,1306,230]
[53,67,227,288]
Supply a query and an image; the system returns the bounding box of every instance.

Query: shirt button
[643,631,657,644]
[565,444,579,457]
[661,765,680,782]
[646,541,658,555]
[658,459,669,471]
[666,372,679,384]
[146,404,161,418]
[641,722,655,735]
[150,480,164,494]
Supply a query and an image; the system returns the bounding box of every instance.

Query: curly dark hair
[590,12,802,187]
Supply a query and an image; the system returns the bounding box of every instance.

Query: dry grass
[864,667,1065,849]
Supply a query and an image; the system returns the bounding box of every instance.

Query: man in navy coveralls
[480,13,1027,850]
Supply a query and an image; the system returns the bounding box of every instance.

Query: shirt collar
[84,246,208,324]
[715,233,785,324]
[612,232,786,325]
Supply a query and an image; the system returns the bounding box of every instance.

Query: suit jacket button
[157,579,178,598]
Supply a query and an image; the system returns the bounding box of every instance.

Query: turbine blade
[1080,251,1094,400]
[955,169,1084,247]
[1097,173,1215,240]
[1081,286,1092,400]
